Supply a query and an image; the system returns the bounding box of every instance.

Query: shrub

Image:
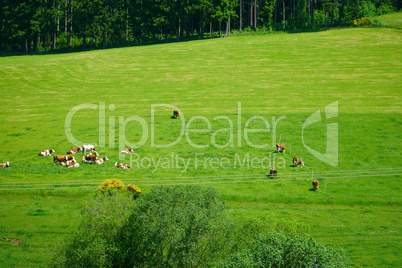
[359,1,376,18]
[376,4,395,15]
[53,186,349,267]
[243,26,253,32]
[53,185,230,267]
[350,17,372,26]
[126,183,142,198]
[98,178,124,195]
[115,185,229,267]
[51,193,136,267]
[218,233,350,268]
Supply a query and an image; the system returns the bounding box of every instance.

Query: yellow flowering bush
[350,17,372,26]
[99,178,125,194]
[127,184,142,198]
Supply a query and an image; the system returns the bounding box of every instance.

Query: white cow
[38,149,55,156]
[82,144,97,154]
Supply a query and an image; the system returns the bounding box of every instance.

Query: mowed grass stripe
[0,29,400,116]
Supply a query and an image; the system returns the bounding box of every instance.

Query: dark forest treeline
[0,0,399,52]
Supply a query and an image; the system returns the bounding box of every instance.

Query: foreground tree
[53,185,349,267]
[52,186,229,267]
[219,233,350,267]
[116,186,228,267]
[52,192,136,267]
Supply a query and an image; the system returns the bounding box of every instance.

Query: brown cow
[276,143,285,153]
[121,148,133,154]
[293,157,304,167]
[0,162,10,168]
[115,162,131,169]
[54,155,75,165]
[67,147,81,155]
[38,149,55,156]
[312,179,319,190]
[82,153,97,163]
[95,157,108,165]
[269,168,277,178]
[173,110,179,118]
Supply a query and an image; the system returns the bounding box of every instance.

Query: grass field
[0,27,401,267]
[375,12,402,28]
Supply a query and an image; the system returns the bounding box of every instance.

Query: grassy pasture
[0,27,401,266]
[375,12,402,28]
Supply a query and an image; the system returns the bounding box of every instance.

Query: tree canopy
[0,0,399,52]
[52,185,350,267]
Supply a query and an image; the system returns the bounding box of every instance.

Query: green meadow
[375,12,402,28]
[0,27,401,267]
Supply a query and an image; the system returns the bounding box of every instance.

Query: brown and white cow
[0,162,10,168]
[82,153,97,163]
[173,110,179,118]
[276,143,285,153]
[115,162,131,169]
[38,149,55,156]
[67,147,81,155]
[61,160,80,168]
[68,161,80,168]
[293,157,304,167]
[312,179,319,190]
[95,157,108,165]
[269,168,277,178]
[54,155,75,165]
[121,148,133,154]
[82,144,96,154]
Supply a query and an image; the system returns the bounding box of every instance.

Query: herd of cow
[0,110,319,190]
[0,143,319,190]
[35,144,133,169]
[270,142,319,191]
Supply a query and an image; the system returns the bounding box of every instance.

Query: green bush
[51,192,135,267]
[53,186,230,267]
[376,4,395,15]
[218,233,350,268]
[53,186,349,267]
[115,185,229,267]
[359,1,377,18]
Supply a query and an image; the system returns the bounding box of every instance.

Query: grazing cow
[82,153,97,163]
[269,168,277,178]
[67,147,81,155]
[115,162,131,169]
[38,149,55,156]
[95,157,108,165]
[276,143,285,153]
[0,162,10,168]
[54,155,75,165]
[121,148,133,154]
[293,157,304,167]
[82,144,96,154]
[173,110,179,118]
[312,179,319,190]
